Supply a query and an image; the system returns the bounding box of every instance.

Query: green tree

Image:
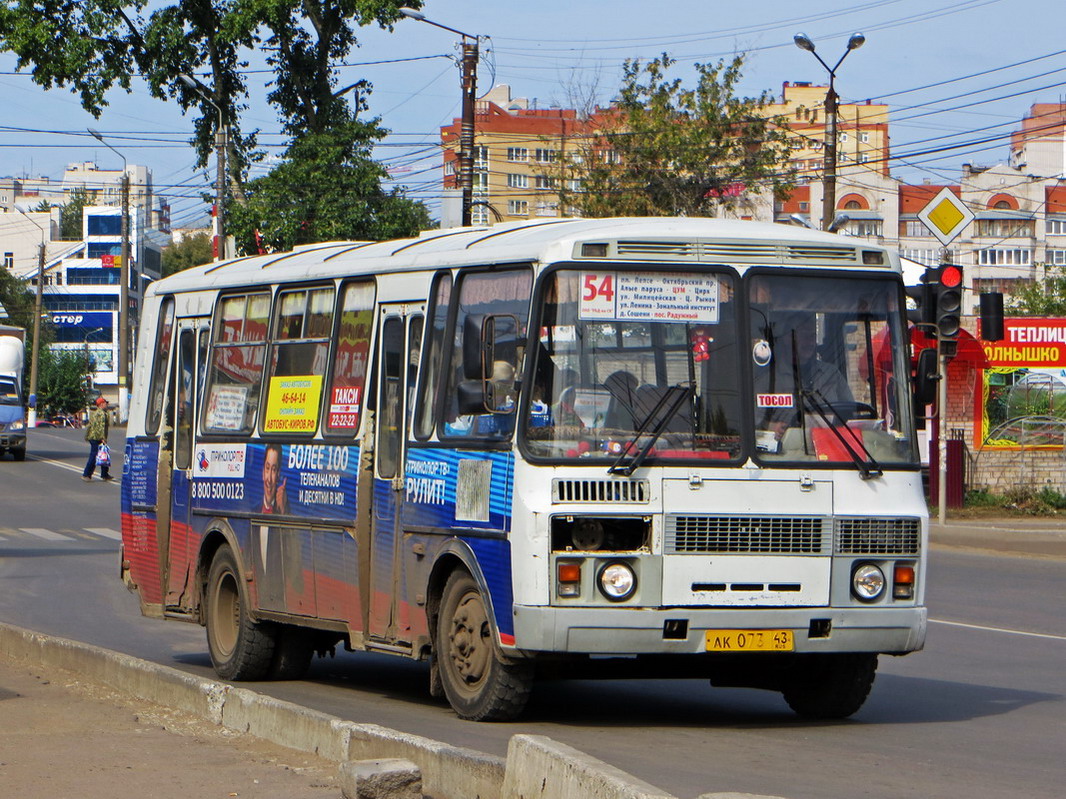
[0,267,36,331]
[0,1,422,213]
[36,347,92,419]
[1008,263,1066,316]
[162,231,214,277]
[228,123,431,253]
[558,54,795,218]
[60,187,90,240]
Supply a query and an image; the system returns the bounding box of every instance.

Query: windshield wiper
[608,383,692,476]
[800,387,883,480]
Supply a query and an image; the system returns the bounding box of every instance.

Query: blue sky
[0,0,1061,228]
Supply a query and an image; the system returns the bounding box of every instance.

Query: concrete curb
[2,622,778,799]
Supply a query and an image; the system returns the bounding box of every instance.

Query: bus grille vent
[786,245,858,262]
[701,243,780,261]
[665,515,827,554]
[552,478,650,504]
[615,240,700,259]
[834,517,921,555]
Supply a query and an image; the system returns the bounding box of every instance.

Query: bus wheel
[205,546,275,681]
[782,653,878,720]
[436,571,532,721]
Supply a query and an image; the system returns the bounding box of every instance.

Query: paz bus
[120,217,926,721]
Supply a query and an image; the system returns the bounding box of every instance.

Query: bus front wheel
[205,546,276,681]
[781,653,878,719]
[435,571,532,721]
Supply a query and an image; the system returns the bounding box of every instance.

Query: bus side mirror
[462,314,486,380]
[913,347,938,407]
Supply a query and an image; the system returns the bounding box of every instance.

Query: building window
[87,215,122,236]
[978,248,1032,266]
[507,147,528,162]
[535,201,558,217]
[534,148,557,163]
[507,200,529,216]
[1048,249,1066,265]
[976,219,1033,238]
[472,172,488,191]
[798,202,809,212]
[839,132,848,144]
[474,145,489,169]
[859,154,870,164]
[859,132,870,143]
[471,205,490,225]
[2,252,12,269]
[506,173,528,189]
[846,219,882,237]
[1046,218,1066,235]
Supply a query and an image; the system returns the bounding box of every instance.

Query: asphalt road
[1,426,1064,799]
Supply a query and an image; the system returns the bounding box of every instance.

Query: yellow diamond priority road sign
[916,187,974,246]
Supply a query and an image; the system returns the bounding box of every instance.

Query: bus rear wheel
[782,653,878,719]
[435,571,532,721]
[205,545,276,681]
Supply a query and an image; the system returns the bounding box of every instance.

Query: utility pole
[27,241,45,428]
[399,8,480,227]
[458,38,479,226]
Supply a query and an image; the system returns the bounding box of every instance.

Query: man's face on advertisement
[263,447,280,507]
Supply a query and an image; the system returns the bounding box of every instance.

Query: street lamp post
[179,74,228,261]
[88,128,132,423]
[793,32,865,231]
[399,8,479,227]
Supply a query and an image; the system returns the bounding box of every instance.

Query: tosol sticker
[757,393,794,408]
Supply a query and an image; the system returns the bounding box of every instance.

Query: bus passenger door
[368,306,422,644]
[163,320,208,608]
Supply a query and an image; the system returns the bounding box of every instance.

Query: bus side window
[440,267,532,441]
[202,293,270,434]
[413,272,452,440]
[146,297,175,436]
[262,286,334,436]
[324,281,375,436]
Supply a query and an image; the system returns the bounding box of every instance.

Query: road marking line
[931,618,1066,641]
[84,527,121,540]
[18,527,73,542]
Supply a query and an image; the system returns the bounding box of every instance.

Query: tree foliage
[0,1,431,246]
[1008,263,1066,316]
[60,187,90,240]
[558,54,795,218]
[0,266,37,331]
[162,231,214,276]
[36,346,92,418]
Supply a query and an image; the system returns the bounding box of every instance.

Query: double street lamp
[399,8,480,227]
[793,32,866,232]
[87,128,131,423]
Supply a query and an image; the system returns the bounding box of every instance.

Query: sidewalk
[0,654,339,799]
[930,515,1066,558]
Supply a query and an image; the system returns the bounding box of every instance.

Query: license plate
[705,629,794,652]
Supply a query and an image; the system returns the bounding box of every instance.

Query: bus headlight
[851,563,885,602]
[598,561,636,602]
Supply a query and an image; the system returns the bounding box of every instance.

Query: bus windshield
[523,266,917,468]
[524,267,744,462]
[749,272,916,467]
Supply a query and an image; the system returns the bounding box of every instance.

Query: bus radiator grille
[664,515,828,555]
[834,517,922,555]
[552,478,650,504]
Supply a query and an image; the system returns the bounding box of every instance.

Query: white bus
[121,217,926,721]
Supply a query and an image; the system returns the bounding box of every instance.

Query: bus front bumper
[511,605,927,655]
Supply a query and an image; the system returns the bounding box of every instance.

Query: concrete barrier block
[220,687,350,761]
[502,734,676,799]
[340,758,422,799]
[346,723,505,799]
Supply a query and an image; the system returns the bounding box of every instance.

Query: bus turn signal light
[893,563,916,600]
[557,561,582,597]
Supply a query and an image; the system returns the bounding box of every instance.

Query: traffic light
[935,263,963,356]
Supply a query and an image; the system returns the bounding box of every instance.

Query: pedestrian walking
[83,396,113,482]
